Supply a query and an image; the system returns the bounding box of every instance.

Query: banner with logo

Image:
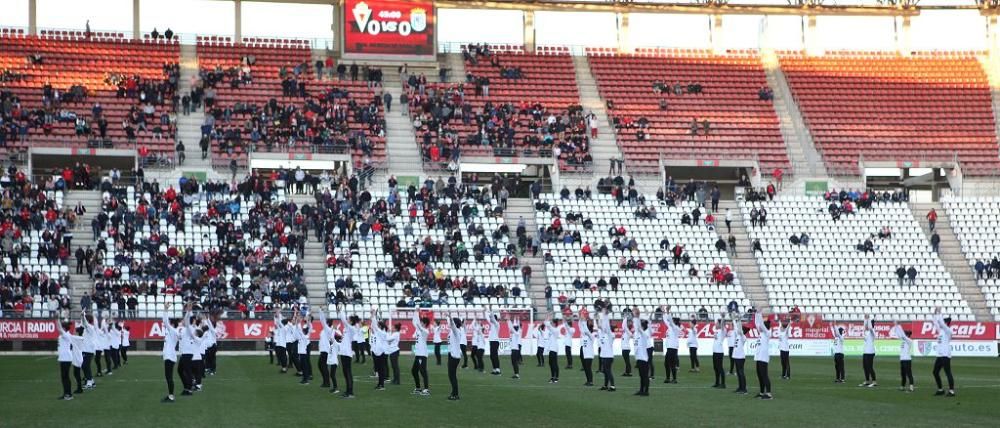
[343,0,435,57]
[0,319,61,340]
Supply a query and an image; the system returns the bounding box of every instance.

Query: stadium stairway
[443,53,467,85]
[173,43,217,180]
[761,50,828,187]
[568,55,622,188]
[382,78,425,181]
[504,198,547,315]
[717,200,770,313]
[64,190,103,305]
[910,202,991,321]
[286,193,329,309]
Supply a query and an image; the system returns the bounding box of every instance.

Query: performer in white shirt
[472,321,486,373]
[70,324,85,395]
[731,314,748,394]
[727,327,736,375]
[178,305,206,396]
[711,317,727,389]
[507,317,524,379]
[446,312,465,400]
[109,322,122,370]
[80,313,98,388]
[388,321,402,385]
[859,314,878,387]
[891,321,915,392]
[121,325,131,366]
[779,318,792,380]
[830,320,846,383]
[161,302,181,402]
[563,322,575,370]
[273,312,290,373]
[544,317,564,383]
[597,308,616,391]
[487,307,502,375]
[660,305,681,384]
[534,323,546,367]
[56,319,76,400]
[203,313,219,376]
[337,305,358,398]
[631,306,651,396]
[432,320,444,366]
[931,307,955,397]
[317,310,334,389]
[292,313,313,385]
[754,310,774,399]
[369,308,389,390]
[686,321,700,373]
[410,310,431,395]
[620,317,633,377]
[577,309,596,386]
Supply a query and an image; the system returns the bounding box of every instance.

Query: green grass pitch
[0,354,997,427]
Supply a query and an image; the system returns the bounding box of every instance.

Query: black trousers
[862,353,876,382]
[511,349,521,375]
[179,354,194,390]
[536,347,544,366]
[164,359,176,395]
[120,345,128,364]
[111,347,121,368]
[82,352,94,381]
[933,357,954,390]
[374,354,387,387]
[622,349,632,374]
[60,361,72,396]
[352,342,361,363]
[95,350,103,374]
[735,358,747,391]
[582,357,594,383]
[601,357,615,387]
[193,359,204,385]
[461,344,469,368]
[647,348,655,378]
[565,346,573,368]
[276,346,288,368]
[834,353,845,380]
[434,343,442,365]
[340,355,354,395]
[390,351,401,383]
[475,347,485,371]
[318,352,330,386]
[548,351,560,380]
[103,349,112,372]
[665,348,679,381]
[756,361,771,394]
[72,365,82,391]
[689,347,700,369]
[728,347,735,373]
[780,350,790,378]
[447,356,460,397]
[288,343,300,371]
[328,362,339,390]
[713,352,725,386]
[489,341,500,371]
[412,356,429,389]
[637,359,650,394]
[900,360,914,387]
[206,345,218,372]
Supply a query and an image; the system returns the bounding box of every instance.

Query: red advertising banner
[5,318,998,342]
[343,0,435,57]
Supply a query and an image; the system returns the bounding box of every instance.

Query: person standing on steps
[383,92,392,113]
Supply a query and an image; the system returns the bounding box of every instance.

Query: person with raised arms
[388,320,402,385]
[317,309,334,389]
[830,319,846,383]
[620,315,633,377]
[446,312,465,401]
[891,321,915,392]
[931,307,956,397]
[753,310,774,399]
[55,318,77,400]
[507,315,524,379]
[273,311,290,373]
[487,307,502,375]
[160,302,181,402]
[369,307,390,390]
[859,314,878,388]
[731,314,748,394]
[410,310,431,395]
[534,322,546,367]
[577,308,596,387]
[597,307,616,391]
[631,306,651,396]
[80,313,98,389]
[432,320,444,366]
[337,305,358,398]
[711,316,727,389]
[779,318,792,380]
[686,321,700,373]
[660,305,682,384]
[544,316,565,383]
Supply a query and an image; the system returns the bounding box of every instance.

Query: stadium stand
[81,175,307,318]
[741,192,975,320]
[317,175,531,314]
[535,191,749,318]
[0,30,180,162]
[942,196,1000,320]
[195,37,386,169]
[588,49,788,175]
[406,44,589,171]
[0,169,73,318]
[779,51,1000,176]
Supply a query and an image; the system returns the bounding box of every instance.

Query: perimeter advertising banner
[343,0,435,57]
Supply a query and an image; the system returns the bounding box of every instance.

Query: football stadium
[0,0,999,426]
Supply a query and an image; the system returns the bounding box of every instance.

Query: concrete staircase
[762,50,830,192]
[569,55,621,188]
[442,53,466,84]
[910,202,991,321]
[717,200,770,313]
[287,194,330,309]
[504,198,546,314]
[172,43,218,181]
[382,78,424,180]
[63,191,103,304]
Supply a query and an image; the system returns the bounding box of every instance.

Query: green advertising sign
[841,339,903,357]
[805,180,828,196]
[396,175,421,188]
[182,171,207,182]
